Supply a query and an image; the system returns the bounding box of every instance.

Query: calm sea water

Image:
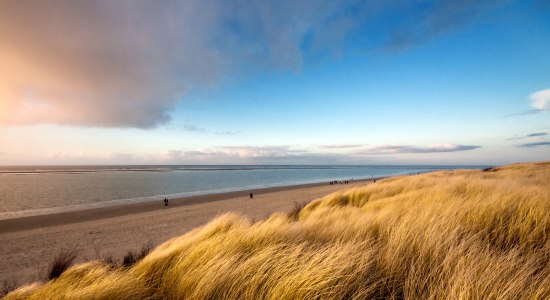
[0,165,484,220]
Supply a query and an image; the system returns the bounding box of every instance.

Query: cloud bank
[161,143,481,163]
[17,142,482,164]
[0,0,508,128]
[161,146,316,164]
[355,144,480,155]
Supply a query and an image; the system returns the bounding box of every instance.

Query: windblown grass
[4,161,549,299]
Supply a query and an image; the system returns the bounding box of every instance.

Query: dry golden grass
[4,161,549,299]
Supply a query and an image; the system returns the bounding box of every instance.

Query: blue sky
[0,0,549,165]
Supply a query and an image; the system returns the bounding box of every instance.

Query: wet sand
[0,179,373,286]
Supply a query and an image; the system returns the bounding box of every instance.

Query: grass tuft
[46,250,77,280]
[122,243,153,268]
[287,200,310,221]
[0,280,17,298]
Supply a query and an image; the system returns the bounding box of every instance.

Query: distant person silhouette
[164,198,168,206]
[250,193,254,199]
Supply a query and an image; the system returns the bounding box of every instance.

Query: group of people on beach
[330,180,350,185]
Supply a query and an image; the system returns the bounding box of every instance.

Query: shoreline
[0,178,375,234]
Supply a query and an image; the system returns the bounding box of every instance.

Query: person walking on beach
[164,198,169,206]
[250,193,254,199]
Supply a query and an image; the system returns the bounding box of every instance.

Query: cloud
[170,124,235,134]
[384,0,508,50]
[215,131,239,136]
[519,141,550,148]
[504,109,545,117]
[161,146,377,164]
[216,146,310,158]
[160,145,326,164]
[355,144,481,154]
[0,1,508,128]
[507,89,550,117]
[526,132,547,137]
[507,132,547,140]
[182,124,206,133]
[45,151,89,163]
[319,144,366,149]
[157,142,482,164]
[177,143,481,161]
[104,152,137,161]
[530,89,550,111]
[40,142,482,164]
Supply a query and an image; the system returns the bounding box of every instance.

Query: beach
[0,179,371,286]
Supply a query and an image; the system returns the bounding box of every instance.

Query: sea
[0,165,486,220]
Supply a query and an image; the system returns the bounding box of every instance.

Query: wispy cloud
[0,1,508,128]
[182,124,206,133]
[319,144,366,149]
[507,132,548,140]
[504,109,545,117]
[385,0,508,51]
[526,132,547,137]
[170,124,237,135]
[519,141,550,148]
[215,131,239,136]
[355,144,481,155]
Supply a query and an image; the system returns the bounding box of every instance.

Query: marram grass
[4,162,549,299]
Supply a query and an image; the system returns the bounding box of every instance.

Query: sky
[0,0,549,165]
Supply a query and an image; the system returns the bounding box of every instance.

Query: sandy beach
[0,179,371,286]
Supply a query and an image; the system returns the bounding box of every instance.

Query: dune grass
[46,250,78,280]
[3,161,549,299]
